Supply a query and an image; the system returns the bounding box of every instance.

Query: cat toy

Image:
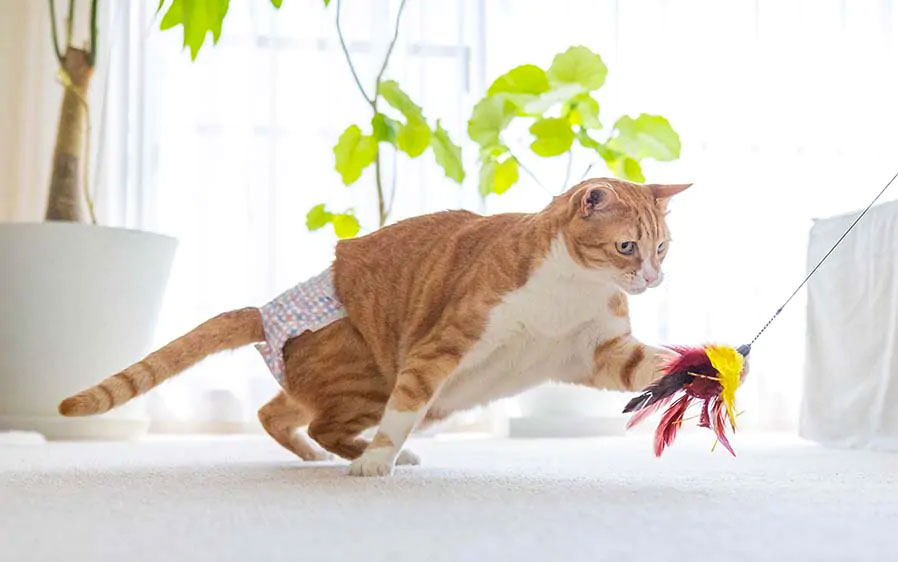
[623,171,898,457]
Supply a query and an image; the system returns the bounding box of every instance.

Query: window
[109,0,898,432]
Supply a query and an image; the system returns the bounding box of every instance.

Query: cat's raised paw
[348,449,395,477]
[396,449,420,466]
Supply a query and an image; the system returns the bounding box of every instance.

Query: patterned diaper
[255,267,346,387]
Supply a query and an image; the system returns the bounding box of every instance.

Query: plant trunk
[45,47,93,222]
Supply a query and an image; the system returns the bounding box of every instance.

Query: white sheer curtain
[42,0,898,432]
[1,0,144,222]
[0,1,57,221]
[128,0,484,431]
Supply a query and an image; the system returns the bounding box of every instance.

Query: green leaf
[378,80,423,120]
[607,155,645,182]
[478,160,496,197]
[565,94,601,129]
[547,46,607,92]
[576,128,600,151]
[159,0,230,61]
[159,0,183,27]
[576,130,644,182]
[430,120,465,183]
[305,204,333,231]
[372,113,400,145]
[488,64,567,115]
[305,206,361,238]
[271,0,282,7]
[493,157,519,194]
[529,117,574,157]
[479,144,508,161]
[397,117,431,157]
[332,213,361,238]
[488,64,550,96]
[514,84,576,116]
[607,114,681,162]
[478,157,518,196]
[333,125,378,185]
[467,96,515,146]
[577,129,616,162]
[323,0,331,5]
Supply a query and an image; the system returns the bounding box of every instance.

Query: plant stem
[562,149,572,192]
[46,47,94,222]
[88,0,98,66]
[371,0,407,227]
[375,153,386,227]
[386,150,398,219]
[336,0,409,228]
[507,150,550,195]
[67,80,97,224]
[579,161,596,181]
[335,0,375,108]
[65,0,74,45]
[373,0,407,96]
[49,0,64,62]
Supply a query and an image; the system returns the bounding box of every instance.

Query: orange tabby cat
[60,178,689,476]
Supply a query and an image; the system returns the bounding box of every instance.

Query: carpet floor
[2,432,897,562]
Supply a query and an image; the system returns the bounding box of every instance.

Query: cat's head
[557,178,691,295]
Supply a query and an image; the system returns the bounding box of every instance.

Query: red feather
[710,399,736,456]
[698,399,711,428]
[625,395,672,430]
[625,344,745,456]
[653,395,691,457]
[663,345,714,373]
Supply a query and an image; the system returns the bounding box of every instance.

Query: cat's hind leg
[306,399,421,465]
[307,412,376,461]
[348,332,472,477]
[258,391,331,461]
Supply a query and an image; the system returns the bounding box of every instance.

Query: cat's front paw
[396,449,420,466]
[348,448,395,477]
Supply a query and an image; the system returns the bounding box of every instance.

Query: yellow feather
[705,346,744,430]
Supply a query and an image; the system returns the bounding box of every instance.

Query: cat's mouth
[621,272,664,295]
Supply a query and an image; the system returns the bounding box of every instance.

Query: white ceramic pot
[0,223,177,439]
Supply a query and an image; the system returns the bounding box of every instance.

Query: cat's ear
[647,183,692,211]
[578,185,616,217]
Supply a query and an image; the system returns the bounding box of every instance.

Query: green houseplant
[468,45,681,197]
[157,0,465,239]
[468,46,683,437]
[0,0,178,439]
[307,0,465,237]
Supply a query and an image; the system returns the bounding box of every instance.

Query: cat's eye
[616,241,636,256]
[658,241,668,253]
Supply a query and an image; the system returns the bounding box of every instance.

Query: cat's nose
[643,271,659,284]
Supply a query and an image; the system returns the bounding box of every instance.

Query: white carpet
[2,433,897,562]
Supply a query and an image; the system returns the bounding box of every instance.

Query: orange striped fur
[58,178,688,475]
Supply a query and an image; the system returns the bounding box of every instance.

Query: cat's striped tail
[58,307,265,417]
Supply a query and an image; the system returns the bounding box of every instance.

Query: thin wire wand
[747,170,898,348]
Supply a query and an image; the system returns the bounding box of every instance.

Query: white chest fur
[431,236,630,417]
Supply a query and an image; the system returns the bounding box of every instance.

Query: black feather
[621,370,694,413]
